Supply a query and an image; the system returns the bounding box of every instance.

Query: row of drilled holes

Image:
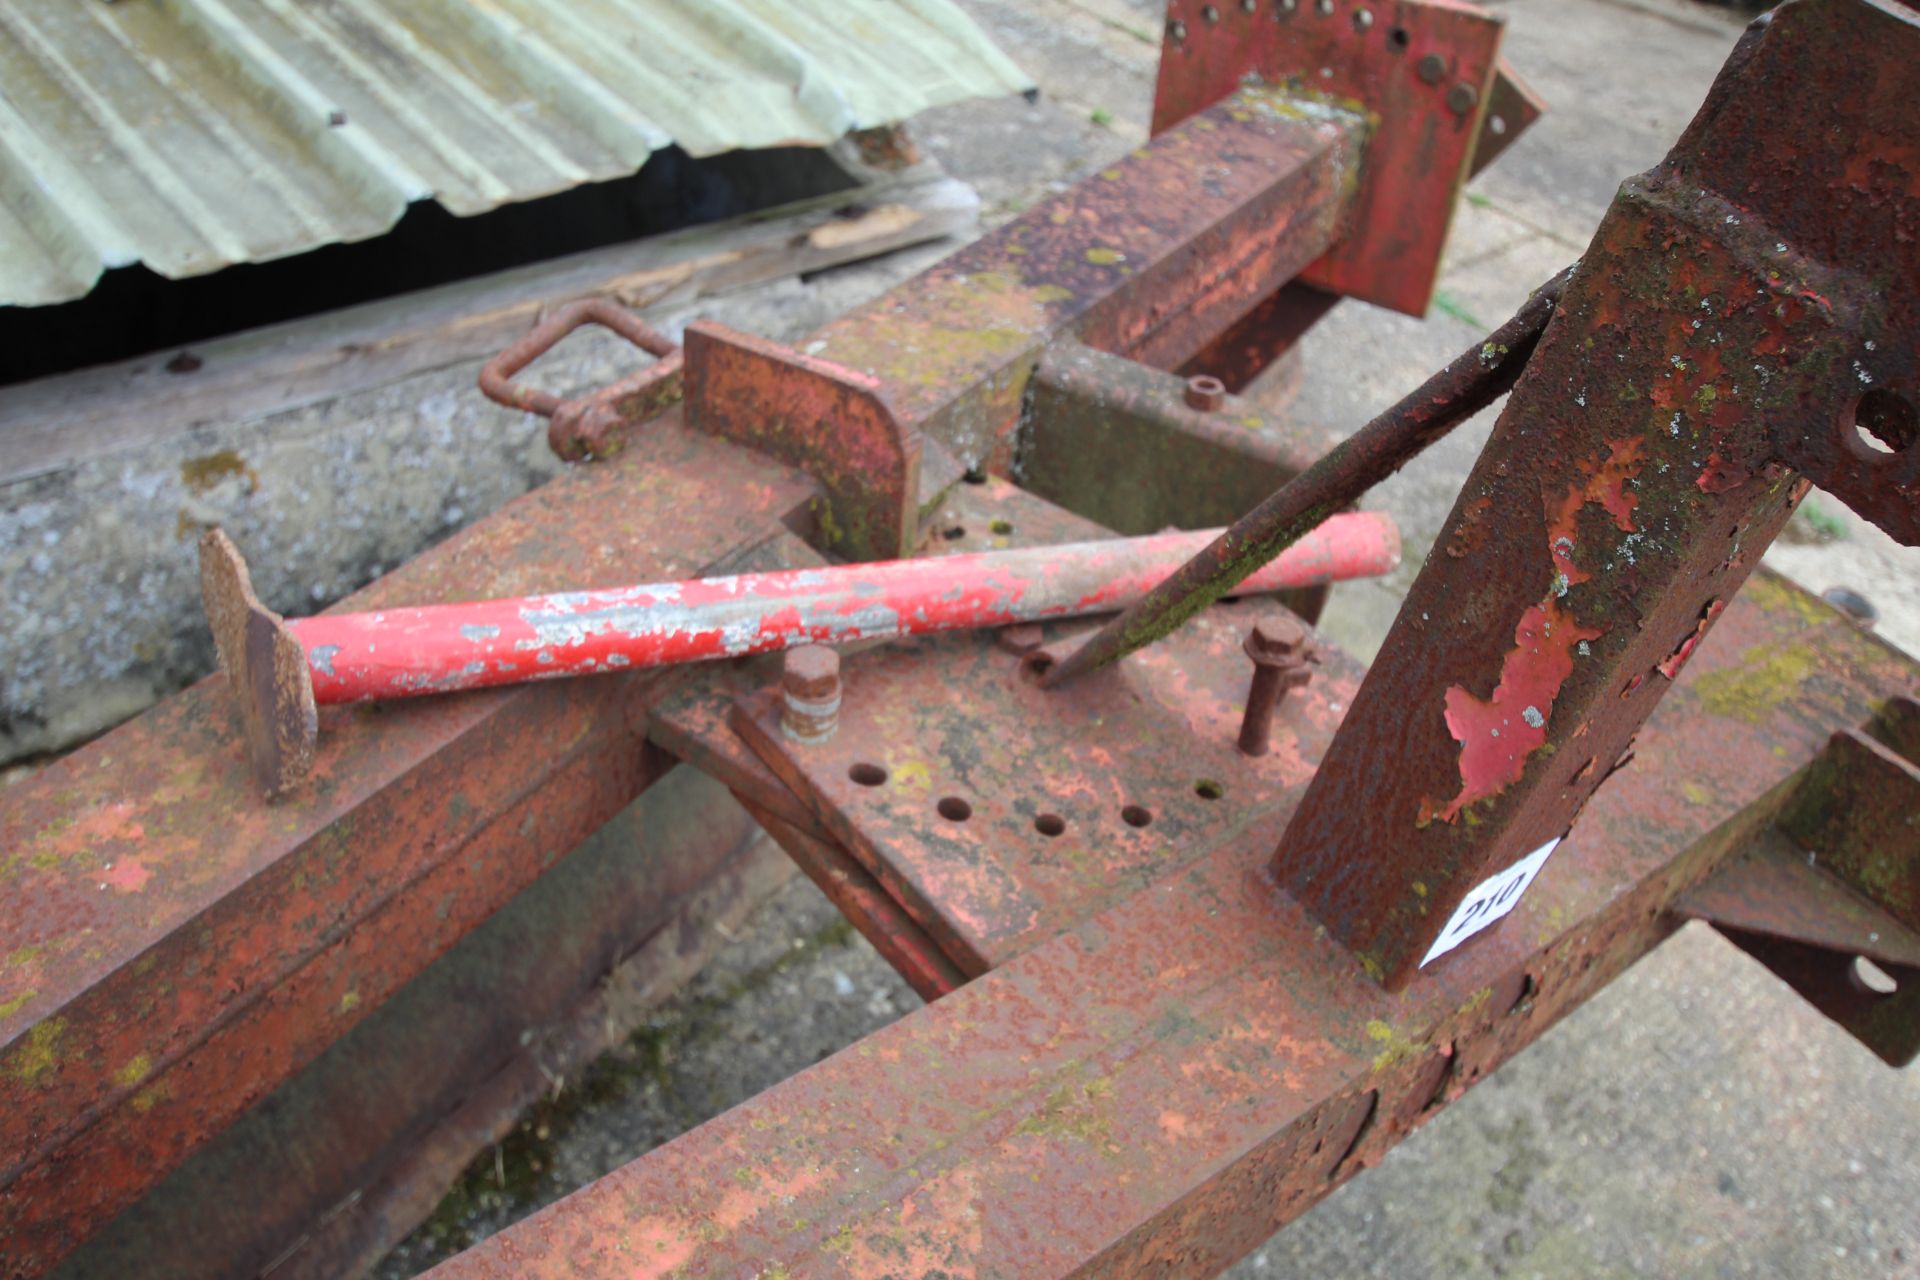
[1180,1,1413,54]
[848,763,1226,837]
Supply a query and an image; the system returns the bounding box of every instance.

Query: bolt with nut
[1238,615,1316,756]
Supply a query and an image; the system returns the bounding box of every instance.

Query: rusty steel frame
[4,1,1916,1277]
[427,0,1919,1272]
[0,49,1400,1276]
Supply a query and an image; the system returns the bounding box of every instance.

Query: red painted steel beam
[289,516,1399,704]
[0,422,822,1276]
[425,575,1917,1279]
[1273,0,1920,989]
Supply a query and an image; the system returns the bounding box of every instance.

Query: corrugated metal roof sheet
[0,0,1030,307]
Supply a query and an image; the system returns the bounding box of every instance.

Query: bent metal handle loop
[478,297,680,418]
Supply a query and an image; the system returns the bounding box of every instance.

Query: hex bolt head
[1416,52,1447,84]
[1244,615,1310,664]
[1185,374,1227,412]
[781,644,842,745]
[1445,82,1479,115]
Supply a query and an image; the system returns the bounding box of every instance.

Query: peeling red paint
[1424,600,1603,822]
[1425,437,1646,822]
[1546,438,1643,587]
[99,860,152,894]
[1658,598,1725,679]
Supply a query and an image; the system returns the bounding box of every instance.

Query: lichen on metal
[0,0,1031,306]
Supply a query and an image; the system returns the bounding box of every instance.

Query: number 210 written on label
[1420,837,1562,968]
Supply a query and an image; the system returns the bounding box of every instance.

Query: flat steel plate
[736,604,1362,975]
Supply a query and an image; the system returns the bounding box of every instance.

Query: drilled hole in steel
[1121,804,1153,828]
[1352,7,1373,31]
[1489,114,1508,136]
[1194,779,1225,800]
[1023,651,1056,679]
[1846,387,1918,459]
[1386,24,1409,50]
[1168,18,1188,41]
[1035,813,1067,837]
[937,796,973,822]
[849,763,888,787]
[1242,0,1259,11]
[1201,3,1221,21]
[942,526,966,541]
[1508,972,1538,1014]
[1850,956,1900,997]
[963,468,989,485]
[989,519,1014,536]
[1315,0,1334,14]
[1278,0,1297,13]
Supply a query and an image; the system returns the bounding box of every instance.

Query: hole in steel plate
[937,796,973,822]
[1489,114,1508,136]
[989,519,1014,535]
[1386,24,1409,50]
[1034,813,1067,837]
[1352,7,1373,31]
[1315,0,1333,14]
[1845,387,1918,459]
[1201,2,1220,20]
[1022,651,1055,679]
[1850,956,1899,997]
[963,468,989,485]
[1508,972,1538,1014]
[849,763,887,787]
[942,526,966,541]
[1194,779,1225,800]
[1121,804,1153,828]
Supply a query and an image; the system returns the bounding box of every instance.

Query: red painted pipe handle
[478,298,680,416]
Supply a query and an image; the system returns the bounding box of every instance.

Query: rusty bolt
[1416,52,1447,84]
[1185,374,1227,412]
[781,644,841,745]
[1238,616,1314,757]
[1445,82,1479,116]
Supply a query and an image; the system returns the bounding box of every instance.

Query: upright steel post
[1273,0,1920,989]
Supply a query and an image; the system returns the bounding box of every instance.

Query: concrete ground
[369,0,1916,1272]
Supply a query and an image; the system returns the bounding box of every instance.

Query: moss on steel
[1691,642,1818,723]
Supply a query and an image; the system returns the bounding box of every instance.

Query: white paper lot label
[1420,837,1562,968]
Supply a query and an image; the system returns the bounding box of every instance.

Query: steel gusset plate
[732,606,1361,977]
